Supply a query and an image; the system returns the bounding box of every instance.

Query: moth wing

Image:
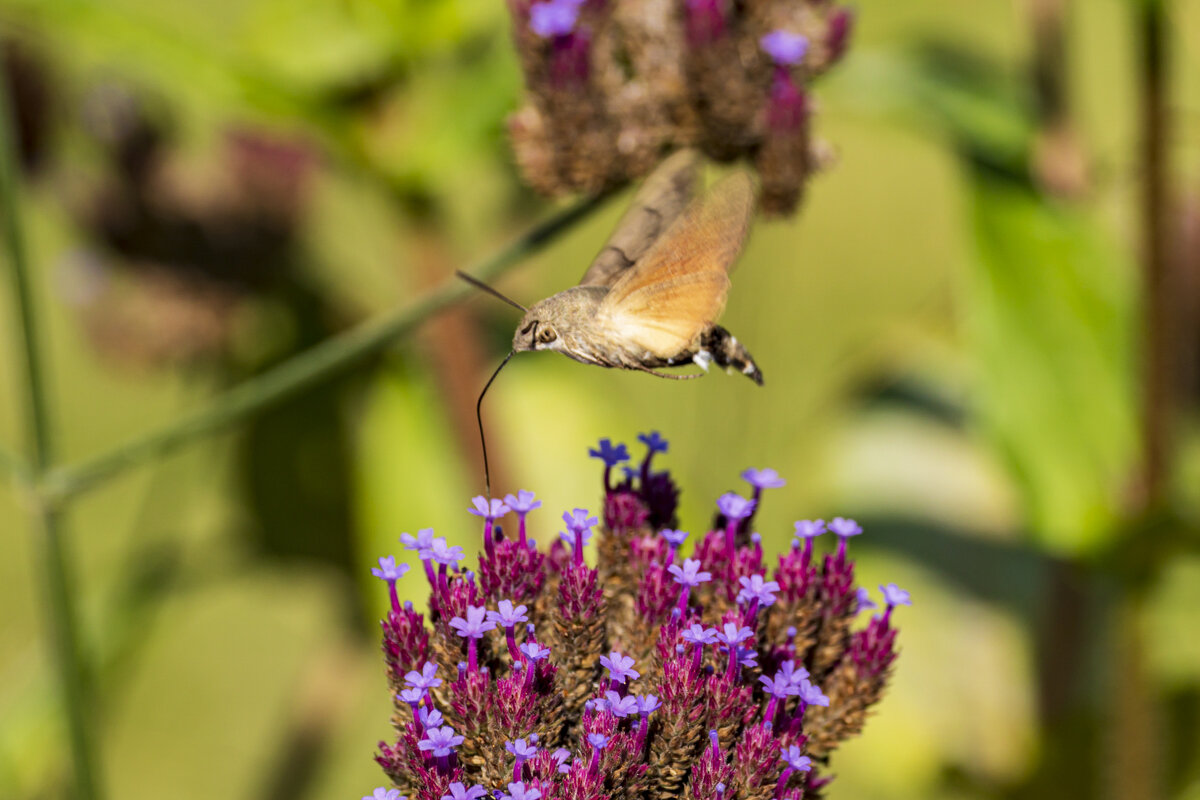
[579,149,701,288]
[599,170,756,358]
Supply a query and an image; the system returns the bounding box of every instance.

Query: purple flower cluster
[373,433,908,800]
[504,0,856,215]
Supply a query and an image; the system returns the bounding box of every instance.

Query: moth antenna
[457,271,528,312]
[476,350,515,499]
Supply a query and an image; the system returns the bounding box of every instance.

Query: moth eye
[538,328,557,344]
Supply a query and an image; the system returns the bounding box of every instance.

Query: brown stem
[1027,0,1088,197]
[1137,0,1174,511]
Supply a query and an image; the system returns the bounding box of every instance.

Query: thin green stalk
[43,191,611,502]
[0,441,31,485]
[1,77,102,798]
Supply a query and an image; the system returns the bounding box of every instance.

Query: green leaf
[965,174,1138,553]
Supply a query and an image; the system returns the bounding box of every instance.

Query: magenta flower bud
[826,6,856,65]
[684,0,726,46]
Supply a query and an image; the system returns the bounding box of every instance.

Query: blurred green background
[2,0,1200,798]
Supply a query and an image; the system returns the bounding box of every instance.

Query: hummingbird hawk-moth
[463,149,763,493]
[464,148,764,384]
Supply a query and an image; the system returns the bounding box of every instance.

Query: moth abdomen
[699,325,764,386]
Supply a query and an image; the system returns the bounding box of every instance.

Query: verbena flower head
[505,0,856,214]
[372,437,907,799]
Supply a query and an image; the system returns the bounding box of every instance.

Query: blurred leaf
[835,41,1035,175]
[857,515,1052,621]
[847,37,1139,554]
[965,174,1137,553]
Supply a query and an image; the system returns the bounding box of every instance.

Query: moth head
[514,314,559,353]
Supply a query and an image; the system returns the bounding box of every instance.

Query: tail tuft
[700,325,764,386]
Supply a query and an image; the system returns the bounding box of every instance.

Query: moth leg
[631,364,704,380]
[699,325,764,386]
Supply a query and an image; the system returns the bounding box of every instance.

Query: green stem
[43,191,610,502]
[0,441,31,485]
[1,76,102,798]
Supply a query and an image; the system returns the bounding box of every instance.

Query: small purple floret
[504,490,542,515]
[372,556,409,582]
[681,623,719,645]
[604,690,639,718]
[782,745,812,772]
[589,438,630,467]
[793,519,826,538]
[429,538,465,568]
[638,431,669,454]
[367,789,404,800]
[563,508,598,533]
[442,783,488,800]
[716,492,756,521]
[399,528,436,557]
[715,622,754,647]
[599,651,639,684]
[737,574,780,607]
[418,706,444,728]
[661,529,689,547]
[857,586,878,611]
[404,662,442,691]
[468,496,510,520]
[506,737,539,760]
[799,679,830,707]
[777,659,809,688]
[488,599,530,628]
[499,782,541,800]
[519,641,551,662]
[759,672,799,699]
[760,29,809,66]
[449,606,497,640]
[881,583,912,607]
[637,694,662,715]
[419,725,465,757]
[588,733,610,749]
[742,467,786,490]
[829,516,863,538]
[668,558,712,588]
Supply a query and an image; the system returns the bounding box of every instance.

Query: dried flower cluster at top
[504,0,854,215]
[370,433,908,800]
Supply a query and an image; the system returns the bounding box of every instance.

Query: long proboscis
[456,270,528,312]
[476,350,515,499]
